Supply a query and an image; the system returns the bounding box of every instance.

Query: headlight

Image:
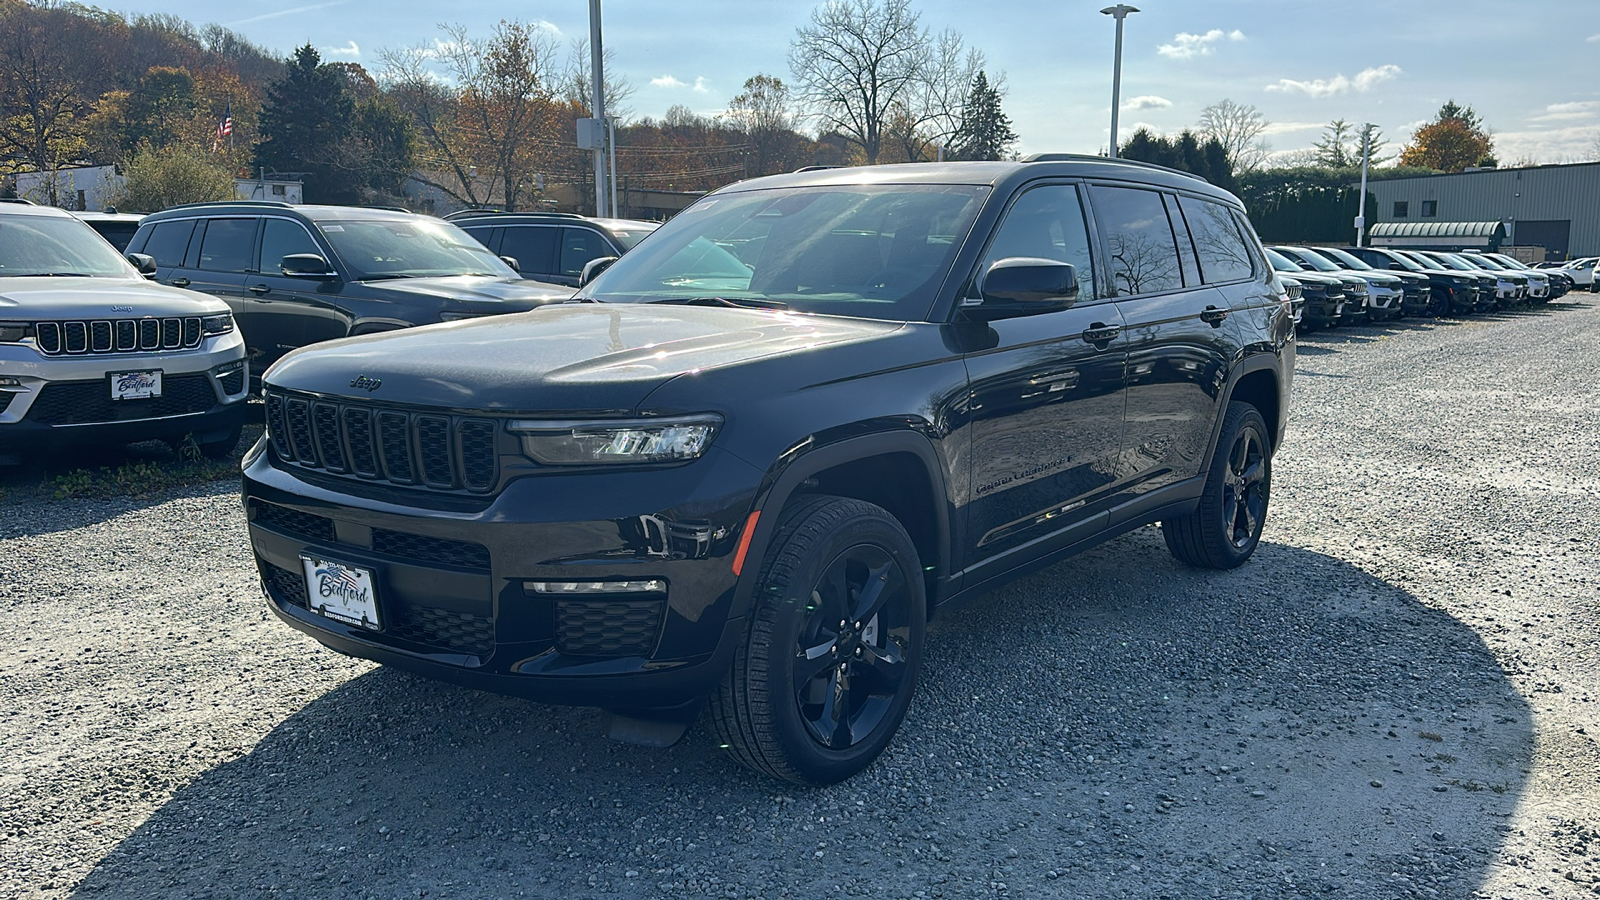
[0,322,27,343]
[202,313,234,335]
[508,414,723,465]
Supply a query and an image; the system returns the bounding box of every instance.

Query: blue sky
[130,0,1600,164]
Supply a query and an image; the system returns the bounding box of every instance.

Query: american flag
[216,102,233,142]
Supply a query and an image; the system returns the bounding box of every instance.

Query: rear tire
[1163,402,1271,569]
[710,496,925,785]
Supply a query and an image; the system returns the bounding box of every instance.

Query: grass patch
[41,424,261,501]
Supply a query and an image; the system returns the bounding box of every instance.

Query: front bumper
[0,333,248,451]
[243,442,766,709]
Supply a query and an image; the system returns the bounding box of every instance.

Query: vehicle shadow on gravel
[70,529,1531,899]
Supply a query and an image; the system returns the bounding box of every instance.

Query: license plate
[300,556,381,630]
[110,370,162,400]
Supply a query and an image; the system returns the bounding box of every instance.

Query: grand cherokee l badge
[349,375,382,392]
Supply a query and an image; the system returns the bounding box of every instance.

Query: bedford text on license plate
[300,556,381,630]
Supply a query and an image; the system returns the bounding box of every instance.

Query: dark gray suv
[126,202,572,375]
[447,211,658,287]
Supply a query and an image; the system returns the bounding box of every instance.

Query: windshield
[1316,247,1374,270]
[577,184,989,321]
[1278,248,1341,272]
[1488,253,1532,271]
[1264,248,1302,272]
[319,219,516,281]
[1466,254,1507,270]
[1380,251,1426,272]
[0,214,138,278]
[1438,253,1491,272]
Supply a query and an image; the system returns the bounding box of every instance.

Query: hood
[0,276,229,318]
[1281,271,1346,289]
[264,303,904,413]
[1349,271,1402,285]
[358,275,573,310]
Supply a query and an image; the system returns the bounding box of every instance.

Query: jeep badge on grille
[350,374,382,392]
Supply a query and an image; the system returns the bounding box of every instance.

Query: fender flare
[1201,352,1283,468]
[728,430,955,620]
[347,318,411,336]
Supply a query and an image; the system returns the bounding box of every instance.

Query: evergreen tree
[254,45,358,203]
[949,71,1015,161]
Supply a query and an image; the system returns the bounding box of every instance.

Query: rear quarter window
[1178,196,1255,284]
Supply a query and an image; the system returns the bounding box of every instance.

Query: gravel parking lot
[3,301,1598,899]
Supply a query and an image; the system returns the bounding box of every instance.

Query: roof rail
[443,208,583,221]
[0,197,37,205]
[366,205,412,213]
[792,165,839,173]
[161,199,295,211]
[1022,153,1207,182]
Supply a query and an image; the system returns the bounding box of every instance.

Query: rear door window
[1179,196,1256,284]
[1089,185,1183,296]
[196,218,258,273]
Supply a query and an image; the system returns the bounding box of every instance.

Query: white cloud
[1265,64,1402,98]
[1588,33,1600,42]
[1122,95,1172,111]
[1259,121,1326,136]
[1530,100,1600,122]
[651,74,686,89]
[693,77,710,94]
[322,40,359,58]
[1156,29,1245,60]
[1494,124,1600,164]
[225,0,347,27]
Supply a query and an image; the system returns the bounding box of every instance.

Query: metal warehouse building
[1363,161,1600,260]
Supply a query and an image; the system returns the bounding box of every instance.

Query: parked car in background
[0,201,248,462]
[1272,245,1398,323]
[1393,251,1496,313]
[1306,246,1431,318]
[126,202,573,377]
[1412,251,1520,310]
[1265,248,1345,329]
[1278,275,1306,325]
[243,155,1296,785]
[1346,246,1478,315]
[1558,256,1597,291]
[447,211,660,287]
[1463,251,1546,303]
[73,209,146,252]
[1477,252,1565,301]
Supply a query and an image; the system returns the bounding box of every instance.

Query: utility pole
[1101,5,1139,159]
[588,0,607,217]
[1355,122,1372,247]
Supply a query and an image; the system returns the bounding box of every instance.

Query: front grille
[554,597,665,658]
[388,606,494,656]
[34,317,202,356]
[371,529,490,571]
[252,502,337,543]
[262,561,309,608]
[24,375,216,426]
[264,390,500,493]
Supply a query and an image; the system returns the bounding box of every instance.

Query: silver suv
[0,201,248,463]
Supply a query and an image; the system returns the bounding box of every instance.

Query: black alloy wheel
[711,496,924,785]
[1162,401,1272,569]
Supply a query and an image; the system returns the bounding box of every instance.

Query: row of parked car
[1268,244,1576,331]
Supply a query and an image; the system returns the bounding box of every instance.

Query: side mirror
[280,254,337,278]
[579,256,618,287]
[125,252,157,277]
[967,258,1078,320]
[499,255,520,273]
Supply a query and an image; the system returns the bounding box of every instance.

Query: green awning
[1368,221,1507,248]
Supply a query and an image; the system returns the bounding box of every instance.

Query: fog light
[526,579,666,594]
[0,376,21,388]
[214,359,245,375]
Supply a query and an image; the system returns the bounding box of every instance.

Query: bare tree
[789,0,929,165]
[0,5,98,205]
[726,74,797,176]
[885,30,986,162]
[1197,99,1270,172]
[561,38,635,122]
[380,21,560,210]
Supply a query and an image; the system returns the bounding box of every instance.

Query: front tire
[1162,402,1272,569]
[711,496,925,785]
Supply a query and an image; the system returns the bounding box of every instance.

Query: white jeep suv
[0,201,248,463]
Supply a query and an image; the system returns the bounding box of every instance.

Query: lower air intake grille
[251,502,337,543]
[554,597,665,658]
[24,375,216,425]
[371,529,490,571]
[388,606,494,656]
[262,561,309,608]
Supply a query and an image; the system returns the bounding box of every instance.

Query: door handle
[1080,323,1121,344]
[171,278,190,288]
[249,284,271,295]
[1200,305,1229,326]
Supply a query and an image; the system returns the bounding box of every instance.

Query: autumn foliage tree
[1400,101,1494,173]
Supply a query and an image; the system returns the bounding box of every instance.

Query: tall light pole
[1101,5,1138,158]
[588,0,608,217]
[1355,122,1373,247]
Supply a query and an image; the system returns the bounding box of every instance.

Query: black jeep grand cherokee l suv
[244,157,1295,784]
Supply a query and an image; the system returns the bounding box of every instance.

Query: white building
[11,166,303,212]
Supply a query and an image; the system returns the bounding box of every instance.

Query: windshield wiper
[10,272,96,277]
[361,273,422,281]
[649,296,789,310]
